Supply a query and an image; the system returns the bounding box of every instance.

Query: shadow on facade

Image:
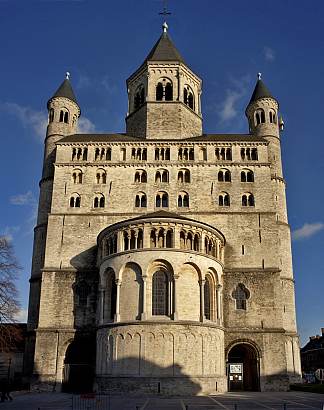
[67,356,201,395]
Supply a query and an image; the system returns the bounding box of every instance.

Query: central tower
[126,23,202,139]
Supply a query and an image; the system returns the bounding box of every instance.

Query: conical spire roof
[49,73,78,105]
[143,23,185,64]
[248,74,274,105]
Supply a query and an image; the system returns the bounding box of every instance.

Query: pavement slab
[0,391,323,410]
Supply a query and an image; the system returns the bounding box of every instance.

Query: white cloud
[263,46,275,62]
[77,117,96,133]
[77,74,92,89]
[10,190,36,206]
[10,191,38,234]
[15,308,28,323]
[292,223,324,241]
[217,76,250,123]
[1,226,20,242]
[0,102,47,140]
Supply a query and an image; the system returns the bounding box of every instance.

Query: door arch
[227,342,260,391]
[62,335,96,393]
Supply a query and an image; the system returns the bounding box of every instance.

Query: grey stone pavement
[0,391,323,410]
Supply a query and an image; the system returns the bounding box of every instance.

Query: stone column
[217,284,223,324]
[117,230,123,252]
[173,275,179,320]
[200,279,205,322]
[114,279,122,322]
[99,288,105,324]
[143,224,151,249]
[141,275,148,320]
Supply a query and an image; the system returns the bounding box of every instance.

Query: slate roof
[143,31,185,64]
[48,78,78,106]
[248,79,274,105]
[58,133,267,144]
[301,333,324,352]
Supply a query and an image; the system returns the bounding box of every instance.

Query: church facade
[25,24,301,394]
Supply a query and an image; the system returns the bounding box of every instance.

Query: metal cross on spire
[159,0,171,18]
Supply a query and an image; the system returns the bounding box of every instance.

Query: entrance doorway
[62,336,95,393]
[227,343,260,391]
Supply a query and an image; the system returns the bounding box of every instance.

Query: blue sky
[0,0,323,345]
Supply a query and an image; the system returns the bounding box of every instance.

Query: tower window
[218,192,230,207]
[155,169,169,183]
[94,194,105,208]
[134,169,147,183]
[178,147,194,161]
[156,191,168,208]
[72,169,83,184]
[95,147,112,161]
[49,108,54,123]
[241,169,254,182]
[59,108,69,124]
[152,270,169,316]
[269,110,277,124]
[131,147,147,161]
[69,194,81,208]
[215,147,232,161]
[240,147,258,161]
[242,193,255,207]
[177,169,190,183]
[134,84,145,110]
[255,109,265,125]
[232,283,250,310]
[184,85,194,109]
[155,147,170,161]
[156,78,173,101]
[96,169,107,184]
[178,191,189,208]
[135,192,147,208]
[218,169,231,182]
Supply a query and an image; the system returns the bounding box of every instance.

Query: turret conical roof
[248,77,274,105]
[49,75,78,106]
[143,28,185,64]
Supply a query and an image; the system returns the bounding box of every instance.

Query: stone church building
[25,23,302,394]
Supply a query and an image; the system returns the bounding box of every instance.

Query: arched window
[155,169,168,183]
[242,193,255,207]
[134,84,145,110]
[165,82,173,101]
[104,270,117,321]
[69,194,80,208]
[156,78,173,101]
[134,169,147,183]
[232,283,250,310]
[156,82,163,101]
[255,109,265,125]
[199,147,207,161]
[49,108,54,123]
[269,110,277,124]
[184,85,194,109]
[72,169,82,184]
[156,191,168,208]
[218,169,231,182]
[59,108,69,124]
[96,169,107,184]
[204,277,212,320]
[94,194,105,208]
[219,192,230,207]
[178,192,189,207]
[135,192,147,208]
[152,270,168,316]
[241,169,254,182]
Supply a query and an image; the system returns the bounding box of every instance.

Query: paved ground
[0,391,323,410]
